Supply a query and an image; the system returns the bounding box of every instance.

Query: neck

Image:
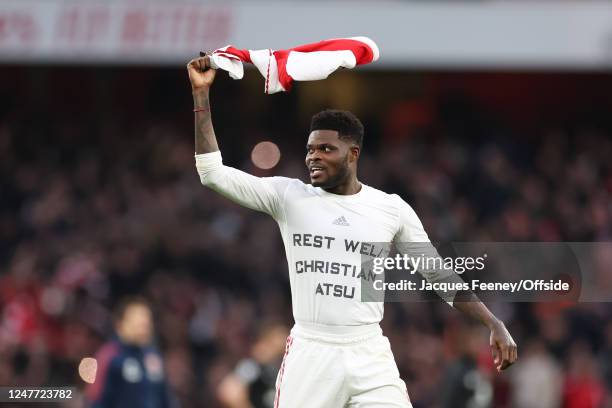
[323,176,362,195]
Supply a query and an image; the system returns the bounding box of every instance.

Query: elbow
[196,165,221,188]
[198,172,213,187]
[198,172,219,189]
[195,153,224,188]
[196,168,225,191]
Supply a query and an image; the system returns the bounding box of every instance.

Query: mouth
[309,166,325,178]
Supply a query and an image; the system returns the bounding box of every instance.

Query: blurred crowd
[0,67,611,408]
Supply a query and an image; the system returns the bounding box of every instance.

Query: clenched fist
[187,53,217,91]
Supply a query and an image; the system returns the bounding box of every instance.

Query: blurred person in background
[86,296,176,408]
[562,341,605,408]
[508,339,562,408]
[599,322,612,406]
[217,322,289,408]
[440,325,493,408]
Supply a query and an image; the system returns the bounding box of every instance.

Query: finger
[497,343,514,371]
[198,56,213,73]
[510,344,518,364]
[494,344,504,371]
[186,58,201,71]
[490,343,500,365]
[514,344,518,362]
[501,348,515,370]
[501,344,510,369]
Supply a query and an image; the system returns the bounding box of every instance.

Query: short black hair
[310,109,364,148]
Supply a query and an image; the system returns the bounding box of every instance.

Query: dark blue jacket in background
[87,337,175,408]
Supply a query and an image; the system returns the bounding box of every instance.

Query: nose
[307,150,322,163]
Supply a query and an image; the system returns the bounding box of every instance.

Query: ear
[349,145,360,163]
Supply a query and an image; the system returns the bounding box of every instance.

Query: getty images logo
[372,253,488,275]
[332,216,350,226]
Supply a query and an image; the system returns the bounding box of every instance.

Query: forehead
[307,130,341,145]
[124,304,151,319]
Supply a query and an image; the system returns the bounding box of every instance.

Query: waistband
[291,321,382,344]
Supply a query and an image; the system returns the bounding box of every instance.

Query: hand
[187,53,217,91]
[489,320,517,372]
[217,374,252,408]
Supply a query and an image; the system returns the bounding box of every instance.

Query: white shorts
[274,322,412,408]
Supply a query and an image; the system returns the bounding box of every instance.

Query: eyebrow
[306,143,336,149]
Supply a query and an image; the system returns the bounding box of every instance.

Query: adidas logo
[332,216,350,226]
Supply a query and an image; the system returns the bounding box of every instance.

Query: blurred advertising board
[1,0,612,68]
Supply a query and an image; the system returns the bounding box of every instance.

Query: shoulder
[266,176,308,196]
[363,185,407,209]
[365,186,422,225]
[389,192,415,211]
[86,341,123,400]
[96,341,123,364]
[268,176,316,197]
[363,184,397,199]
[391,193,422,222]
[266,176,305,187]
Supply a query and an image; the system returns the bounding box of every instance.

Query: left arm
[452,291,518,371]
[393,194,517,371]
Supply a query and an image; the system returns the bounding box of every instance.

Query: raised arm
[187,54,219,154]
[186,55,292,220]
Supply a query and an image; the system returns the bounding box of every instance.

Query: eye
[323,146,332,152]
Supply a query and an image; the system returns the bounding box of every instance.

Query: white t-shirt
[196,151,453,331]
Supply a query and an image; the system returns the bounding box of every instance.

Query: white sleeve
[195,151,291,220]
[392,194,458,305]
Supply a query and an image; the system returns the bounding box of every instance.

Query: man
[217,323,290,408]
[187,55,517,408]
[87,297,175,408]
[439,325,493,408]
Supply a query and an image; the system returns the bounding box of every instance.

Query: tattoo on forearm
[193,90,219,154]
